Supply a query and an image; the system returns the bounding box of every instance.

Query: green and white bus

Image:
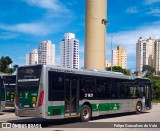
[3,75,16,106]
[15,65,152,122]
[0,75,6,111]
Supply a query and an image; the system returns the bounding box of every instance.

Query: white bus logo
[113,104,118,110]
[25,92,28,99]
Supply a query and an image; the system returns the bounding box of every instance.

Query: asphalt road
[0,104,160,131]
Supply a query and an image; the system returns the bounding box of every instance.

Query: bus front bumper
[15,108,44,118]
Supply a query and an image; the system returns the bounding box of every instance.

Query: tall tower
[84,0,107,70]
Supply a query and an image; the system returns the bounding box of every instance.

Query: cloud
[125,6,139,14]
[124,1,160,17]
[0,23,51,36]
[0,32,19,39]
[145,0,160,5]
[22,0,70,13]
[147,7,160,16]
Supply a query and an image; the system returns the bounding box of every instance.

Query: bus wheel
[136,102,142,114]
[80,105,91,122]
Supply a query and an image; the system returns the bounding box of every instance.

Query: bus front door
[64,76,79,117]
[145,84,152,109]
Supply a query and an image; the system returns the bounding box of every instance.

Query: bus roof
[31,65,131,80]
[17,64,151,81]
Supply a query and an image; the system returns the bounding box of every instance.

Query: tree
[5,67,14,74]
[0,56,13,72]
[0,56,17,74]
[106,66,131,76]
[147,75,160,99]
[142,65,155,75]
[13,64,19,71]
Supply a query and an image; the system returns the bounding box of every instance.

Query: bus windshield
[3,75,16,84]
[17,65,42,82]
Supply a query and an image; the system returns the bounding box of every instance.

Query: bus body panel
[44,99,146,119]
[79,99,146,117]
[15,65,152,120]
[0,101,5,111]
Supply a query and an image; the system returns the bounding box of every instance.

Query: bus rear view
[0,76,5,111]
[15,65,44,117]
[3,75,16,107]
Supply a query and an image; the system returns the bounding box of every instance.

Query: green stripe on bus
[48,103,120,116]
[91,103,120,111]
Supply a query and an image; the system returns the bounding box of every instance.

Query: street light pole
[111,36,113,71]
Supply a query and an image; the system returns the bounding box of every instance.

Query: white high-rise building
[26,49,38,65]
[112,45,127,69]
[38,40,55,65]
[60,33,79,69]
[136,37,155,72]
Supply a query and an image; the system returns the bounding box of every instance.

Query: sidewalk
[152,103,160,105]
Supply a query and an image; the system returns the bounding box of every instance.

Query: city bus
[0,75,6,111]
[15,65,152,122]
[3,75,16,106]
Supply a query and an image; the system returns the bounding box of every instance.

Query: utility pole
[111,36,113,71]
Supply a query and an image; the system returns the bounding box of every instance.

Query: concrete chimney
[84,0,107,70]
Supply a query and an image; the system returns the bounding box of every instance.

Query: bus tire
[80,105,91,122]
[136,102,142,114]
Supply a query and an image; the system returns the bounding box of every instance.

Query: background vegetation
[0,56,18,74]
[106,66,131,76]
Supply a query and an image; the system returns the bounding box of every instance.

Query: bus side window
[80,76,96,99]
[116,80,121,98]
[130,86,136,98]
[120,80,130,99]
[106,79,115,99]
[120,82,125,98]
[48,71,64,101]
[136,85,143,98]
[96,78,106,99]
[80,76,85,99]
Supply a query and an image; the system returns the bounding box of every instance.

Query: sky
[0,0,160,72]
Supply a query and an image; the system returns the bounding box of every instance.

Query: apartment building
[38,40,55,65]
[26,49,38,65]
[112,45,127,69]
[60,33,79,69]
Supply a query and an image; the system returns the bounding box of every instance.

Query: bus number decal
[85,93,93,98]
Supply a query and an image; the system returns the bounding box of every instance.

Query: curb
[0,112,5,115]
[152,103,160,105]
